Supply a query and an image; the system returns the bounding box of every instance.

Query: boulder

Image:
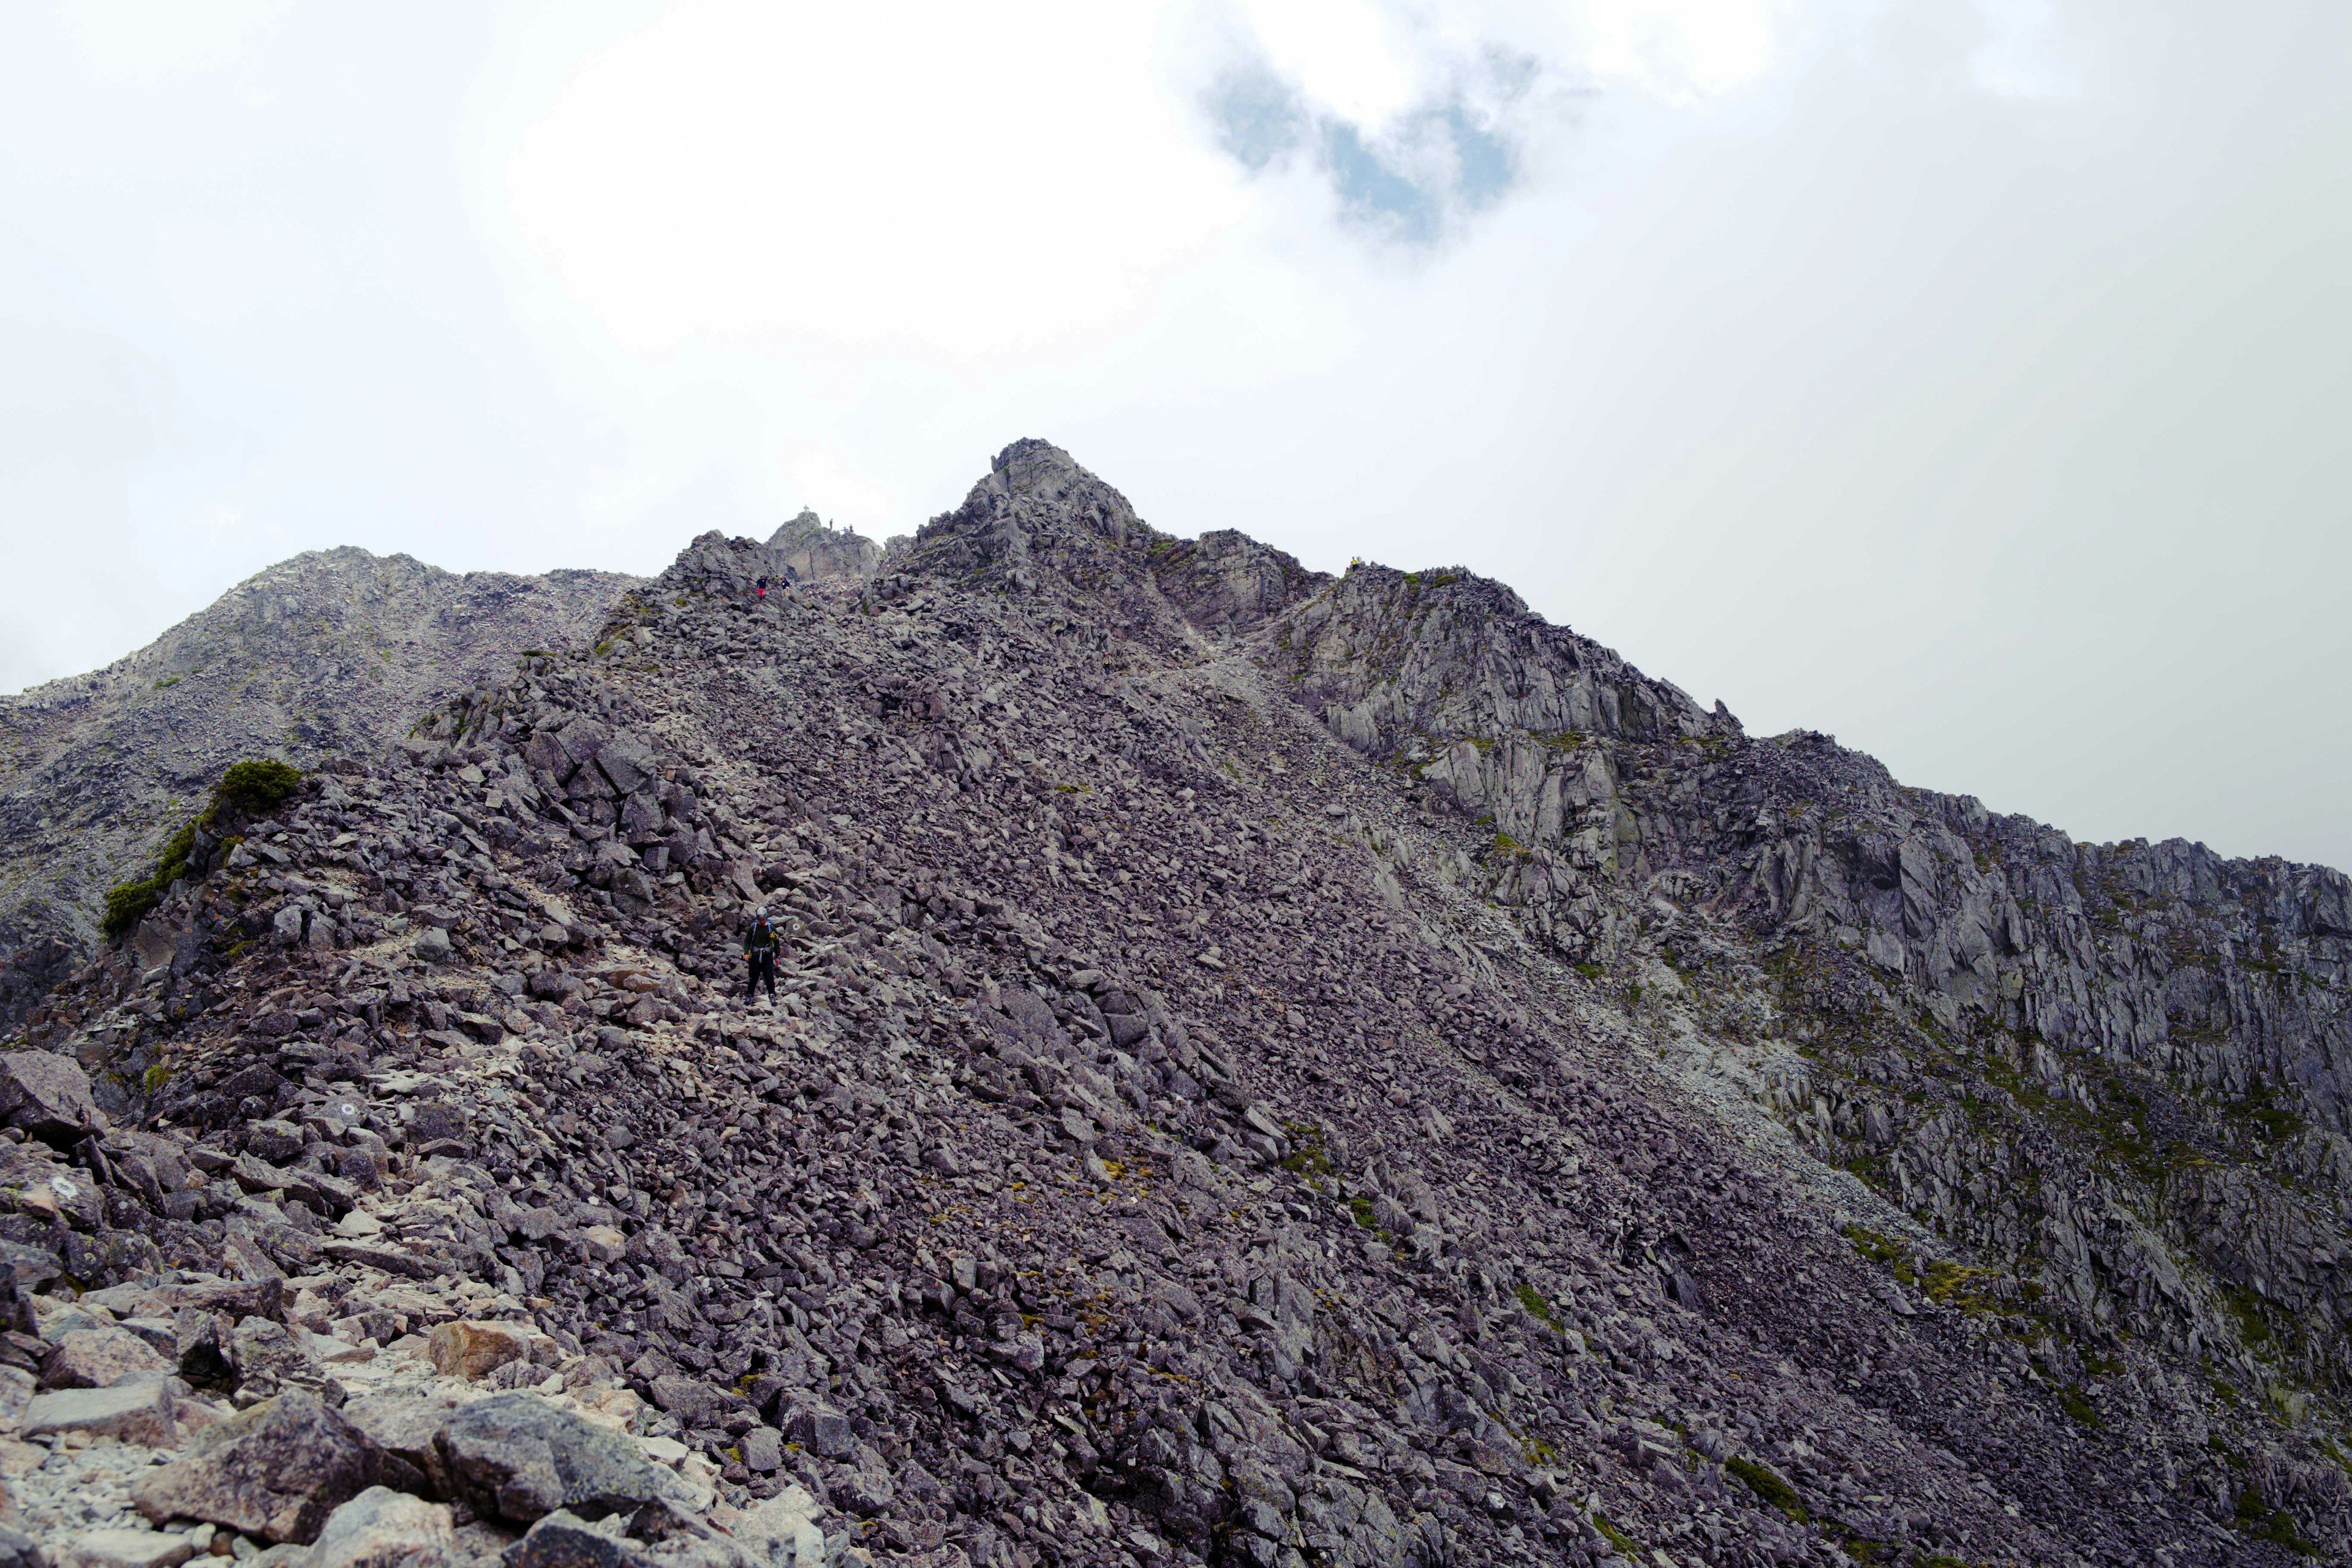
[437,1393,687,1523]
[132,1390,381,1544]
[307,1486,453,1568]
[40,1327,171,1390]
[22,1380,178,1446]
[427,1321,532,1382]
[0,1052,97,1144]
[344,1393,462,1499]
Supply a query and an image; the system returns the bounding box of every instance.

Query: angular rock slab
[438,1393,688,1524]
[132,1390,381,1544]
[42,1327,171,1390]
[23,1379,178,1447]
[0,1051,97,1145]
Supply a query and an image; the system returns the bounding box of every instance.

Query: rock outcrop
[0,440,2345,1567]
[766,512,883,585]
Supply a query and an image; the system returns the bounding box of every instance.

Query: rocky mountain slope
[1,441,2348,1568]
[0,550,636,1024]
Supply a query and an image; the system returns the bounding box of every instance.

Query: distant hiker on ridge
[744,904,779,1007]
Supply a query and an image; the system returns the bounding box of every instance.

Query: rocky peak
[764,510,880,584]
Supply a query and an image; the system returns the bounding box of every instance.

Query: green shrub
[101,758,301,938]
[216,758,302,810]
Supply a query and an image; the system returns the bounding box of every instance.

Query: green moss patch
[1513,1282,1561,1330]
[1726,1456,1808,1521]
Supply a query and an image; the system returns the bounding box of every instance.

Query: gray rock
[307,1486,453,1568]
[132,1390,380,1544]
[22,1379,178,1446]
[59,1531,190,1568]
[0,1526,45,1568]
[776,1396,852,1461]
[499,1513,633,1568]
[40,1327,170,1390]
[344,1393,462,1500]
[231,1317,343,1404]
[437,1393,687,1523]
[738,1427,781,1474]
[0,1052,97,1144]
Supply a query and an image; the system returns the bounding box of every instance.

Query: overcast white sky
[4,1,2348,870]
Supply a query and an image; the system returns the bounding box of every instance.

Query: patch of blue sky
[1319,119,1442,243]
[1444,105,1515,209]
[1202,50,1530,246]
[1207,66,1303,171]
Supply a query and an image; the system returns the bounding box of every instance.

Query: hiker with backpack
[744,905,780,1006]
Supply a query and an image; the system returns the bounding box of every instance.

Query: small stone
[64,1531,192,1568]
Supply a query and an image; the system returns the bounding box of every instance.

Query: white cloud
[154,215,336,328]
[503,2,1251,356]
[5,0,2351,883]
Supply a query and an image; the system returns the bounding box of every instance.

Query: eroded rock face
[7,439,2351,1567]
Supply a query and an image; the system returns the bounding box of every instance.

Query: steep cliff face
[0,548,633,989]
[4,441,2349,1568]
[1223,535,2352,1430]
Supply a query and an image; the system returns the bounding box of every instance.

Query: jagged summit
[1,442,2349,1567]
[767,510,883,584]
